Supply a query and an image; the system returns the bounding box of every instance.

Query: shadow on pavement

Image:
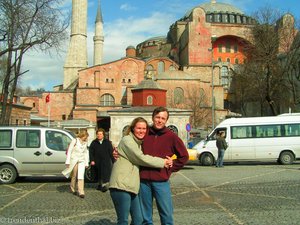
[85,219,115,225]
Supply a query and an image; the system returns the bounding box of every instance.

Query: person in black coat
[215,131,228,167]
[90,128,115,192]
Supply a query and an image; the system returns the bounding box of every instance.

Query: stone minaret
[93,0,104,65]
[63,0,88,89]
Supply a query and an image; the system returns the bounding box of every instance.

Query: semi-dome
[126,45,135,50]
[139,36,167,45]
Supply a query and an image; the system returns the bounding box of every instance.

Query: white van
[193,115,300,166]
[0,126,76,184]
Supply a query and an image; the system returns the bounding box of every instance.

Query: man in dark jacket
[139,107,189,225]
[216,130,228,167]
[90,128,114,192]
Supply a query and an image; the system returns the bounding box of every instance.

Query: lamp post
[211,35,217,129]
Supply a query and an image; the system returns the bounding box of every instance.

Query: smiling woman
[109,117,172,224]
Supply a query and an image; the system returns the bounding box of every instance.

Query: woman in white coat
[62,130,89,198]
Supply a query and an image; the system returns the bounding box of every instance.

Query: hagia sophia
[18,0,298,144]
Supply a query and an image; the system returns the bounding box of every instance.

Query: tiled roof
[132,79,165,90]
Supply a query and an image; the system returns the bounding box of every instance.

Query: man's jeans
[110,189,143,225]
[139,180,174,225]
[216,149,225,167]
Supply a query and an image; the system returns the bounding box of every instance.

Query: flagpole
[46,93,50,127]
[48,103,50,127]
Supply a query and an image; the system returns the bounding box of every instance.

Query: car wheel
[200,153,214,166]
[0,164,18,184]
[279,151,294,165]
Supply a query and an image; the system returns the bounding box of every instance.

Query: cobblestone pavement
[1,162,300,225]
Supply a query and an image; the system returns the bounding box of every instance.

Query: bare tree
[167,85,210,129]
[0,0,68,124]
[231,6,299,116]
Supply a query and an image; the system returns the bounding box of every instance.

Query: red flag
[45,93,50,103]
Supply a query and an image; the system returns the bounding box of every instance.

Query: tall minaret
[63,0,88,89]
[93,0,104,65]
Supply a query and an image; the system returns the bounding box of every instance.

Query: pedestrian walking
[89,128,114,192]
[62,130,89,198]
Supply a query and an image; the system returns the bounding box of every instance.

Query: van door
[229,126,255,160]
[14,129,44,174]
[44,130,72,174]
[254,124,282,159]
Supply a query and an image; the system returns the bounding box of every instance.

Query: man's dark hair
[152,106,169,120]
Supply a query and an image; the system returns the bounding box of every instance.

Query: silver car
[0,126,76,184]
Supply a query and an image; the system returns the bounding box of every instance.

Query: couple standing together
[110,106,189,225]
[63,106,189,224]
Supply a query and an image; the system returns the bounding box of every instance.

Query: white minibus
[193,115,300,166]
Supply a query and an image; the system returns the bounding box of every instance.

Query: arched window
[169,65,176,71]
[100,94,115,106]
[146,64,154,71]
[158,61,165,74]
[223,14,229,23]
[199,88,206,107]
[225,42,231,53]
[235,58,239,64]
[221,66,229,86]
[167,125,178,135]
[218,44,222,53]
[174,87,184,104]
[147,96,153,105]
[234,44,238,53]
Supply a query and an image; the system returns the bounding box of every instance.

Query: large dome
[184,0,245,18]
[200,2,244,14]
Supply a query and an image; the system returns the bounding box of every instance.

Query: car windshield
[65,129,76,138]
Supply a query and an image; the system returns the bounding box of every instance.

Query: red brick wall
[73,109,97,122]
[78,58,146,106]
[76,88,100,105]
[39,92,74,121]
[132,89,166,107]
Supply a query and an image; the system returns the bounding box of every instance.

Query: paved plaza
[1,161,300,225]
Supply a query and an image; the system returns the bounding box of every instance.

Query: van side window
[231,126,252,139]
[255,125,282,138]
[0,130,12,148]
[231,126,253,139]
[16,130,40,148]
[46,130,72,151]
[284,124,300,136]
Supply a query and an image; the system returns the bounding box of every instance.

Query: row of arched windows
[206,13,255,24]
[100,68,231,107]
[146,62,176,74]
[217,57,240,64]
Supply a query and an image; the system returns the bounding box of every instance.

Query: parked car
[0,126,84,184]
